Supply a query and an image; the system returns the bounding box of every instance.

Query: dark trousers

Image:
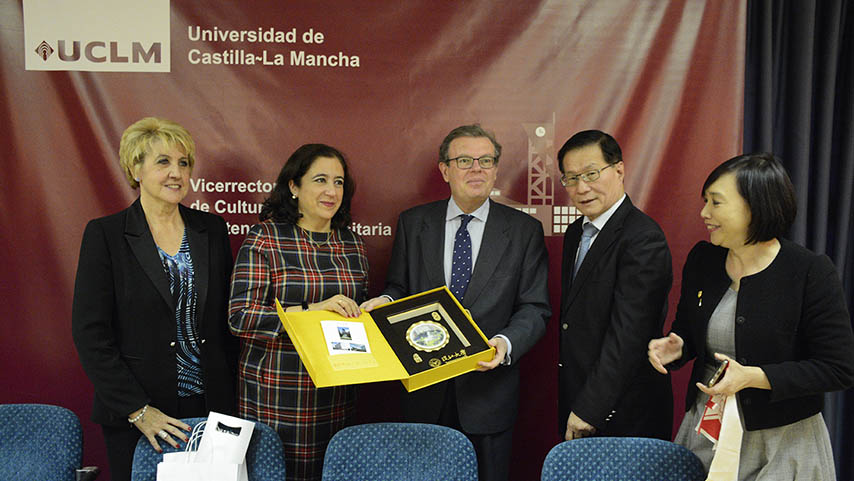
[101,394,207,481]
[438,382,514,481]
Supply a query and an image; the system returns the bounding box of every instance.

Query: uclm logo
[35,41,53,60]
[34,40,162,64]
[23,0,170,72]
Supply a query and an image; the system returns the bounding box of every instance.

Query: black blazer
[72,199,236,427]
[383,199,551,434]
[670,240,854,431]
[558,196,673,439]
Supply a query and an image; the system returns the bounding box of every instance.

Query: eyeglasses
[560,163,615,187]
[445,155,498,170]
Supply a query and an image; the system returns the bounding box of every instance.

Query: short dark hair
[702,152,796,244]
[438,124,502,163]
[260,144,355,230]
[556,130,622,173]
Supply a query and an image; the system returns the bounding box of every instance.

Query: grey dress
[674,288,836,480]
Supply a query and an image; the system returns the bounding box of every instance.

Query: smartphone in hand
[708,359,729,387]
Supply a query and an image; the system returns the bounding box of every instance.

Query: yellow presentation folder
[276,286,495,392]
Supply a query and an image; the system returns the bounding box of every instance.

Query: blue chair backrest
[0,403,82,481]
[131,416,286,481]
[321,422,478,481]
[541,437,706,481]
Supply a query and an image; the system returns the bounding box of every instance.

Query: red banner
[1,1,744,478]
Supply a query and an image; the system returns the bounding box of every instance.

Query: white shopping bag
[155,412,255,481]
[194,412,255,464]
[156,453,247,481]
[699,394,743,481]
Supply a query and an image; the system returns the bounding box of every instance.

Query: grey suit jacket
[383,198,550,434]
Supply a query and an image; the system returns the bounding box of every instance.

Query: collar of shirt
[446,197,490,224]
[444,198,490,287]
[581,193,626,246]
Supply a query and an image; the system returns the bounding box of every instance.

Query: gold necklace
[297,225,331,247]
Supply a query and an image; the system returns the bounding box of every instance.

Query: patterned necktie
[449,214,474,300]
[573,222,598,278]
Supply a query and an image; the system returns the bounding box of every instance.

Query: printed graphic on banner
[185,25,361,68]
[23,0,170,72]
[491,115,580,235]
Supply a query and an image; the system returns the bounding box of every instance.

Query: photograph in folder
[321,320,371,355]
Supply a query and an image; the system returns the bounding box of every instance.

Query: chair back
[0,403,83,481]
[321,422,478,481]
[131,416,286,481]
[541,437,705,481]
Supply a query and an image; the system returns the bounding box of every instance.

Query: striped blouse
[156,232,204,397]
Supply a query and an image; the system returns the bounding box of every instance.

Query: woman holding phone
[647,153,854,479]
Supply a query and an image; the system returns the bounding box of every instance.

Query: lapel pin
[697,290,703,307]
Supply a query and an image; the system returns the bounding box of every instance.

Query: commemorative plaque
[276,286,494,392]
[370,287,492,376]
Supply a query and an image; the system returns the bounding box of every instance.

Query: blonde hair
[118,117,196,189]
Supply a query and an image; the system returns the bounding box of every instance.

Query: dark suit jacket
[558,196,673,439]
[383,199,551,435]
[670,240,854,431]
[72,199,237,427]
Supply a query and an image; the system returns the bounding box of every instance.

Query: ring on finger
[158,430,168,439]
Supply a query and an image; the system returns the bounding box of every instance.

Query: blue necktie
[573,222,598,278]
[449,215,474,300]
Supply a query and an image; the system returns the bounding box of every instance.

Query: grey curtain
[744,0,854,478]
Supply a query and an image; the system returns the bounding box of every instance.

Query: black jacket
[670,239,854,431]
[558,196,673,439]
[72,199,236,426]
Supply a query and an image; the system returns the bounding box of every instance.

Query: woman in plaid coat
[228,144,368,481]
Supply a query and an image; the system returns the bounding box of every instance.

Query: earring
[134,178,140,182]
[292,194,297,200]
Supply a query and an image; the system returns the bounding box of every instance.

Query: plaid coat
[228,221,368,481]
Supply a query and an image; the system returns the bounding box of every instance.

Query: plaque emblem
[428,358,442,368]
[406,321,450,352]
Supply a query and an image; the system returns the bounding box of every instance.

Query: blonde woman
[72,117,236,481]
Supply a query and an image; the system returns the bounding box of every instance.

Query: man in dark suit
[557,130,672,442]
[362,124,550,481]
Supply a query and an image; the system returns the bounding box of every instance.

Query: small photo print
[330,341,365,353]
[321,321,371,355]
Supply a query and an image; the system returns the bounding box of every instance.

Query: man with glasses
[557,130,673,442]
[362,124,550,481]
